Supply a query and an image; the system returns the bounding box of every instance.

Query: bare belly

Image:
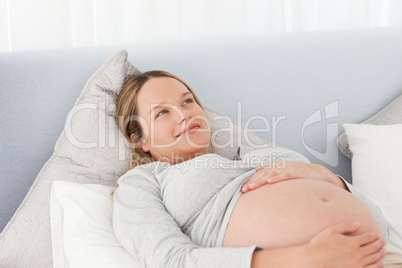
[222,179,383,249]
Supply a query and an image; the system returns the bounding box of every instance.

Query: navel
[321,197,329,203]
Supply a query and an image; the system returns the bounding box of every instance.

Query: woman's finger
[266,171,292,184]
[247,174,270,190]
[328,221,361,235]
[256,164,273,172]
[356,232,381,247]
[361,237,386,257]
[364,259,384,268]
[256,166,264,172]
[362,248,386,267]
[245,168,269,184]
[247,170,266,184]
[242,169,273,192]
[242,173,263,192]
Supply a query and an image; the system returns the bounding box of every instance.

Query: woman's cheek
[158,120,176,139]
[193,108,208,123]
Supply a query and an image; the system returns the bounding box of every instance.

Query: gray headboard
[1,27,402,233]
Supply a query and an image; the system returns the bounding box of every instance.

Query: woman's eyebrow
[149,92,192,115]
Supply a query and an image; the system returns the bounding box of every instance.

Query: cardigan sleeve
[112,166,262,268]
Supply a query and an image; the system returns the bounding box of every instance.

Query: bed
[1,27,402,267]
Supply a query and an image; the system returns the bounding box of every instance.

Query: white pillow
[338,94,402,159]
[50,181,140,268]
[343,123,402,258]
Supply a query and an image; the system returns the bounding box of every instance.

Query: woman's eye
[156,110,168,118]
[155,99,194,119]
[183,98,193,105]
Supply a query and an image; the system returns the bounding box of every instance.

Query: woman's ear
[130,133,143,149]
[136,138,150,152]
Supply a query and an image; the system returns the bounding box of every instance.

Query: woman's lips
[177,123,200,137]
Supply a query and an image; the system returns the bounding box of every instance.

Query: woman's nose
[178,108,191,123]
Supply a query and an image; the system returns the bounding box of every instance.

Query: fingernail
[267,179,272,183]
[352,222,360,227]
[242,185,248,192]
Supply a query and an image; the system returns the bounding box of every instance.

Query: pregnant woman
[112,70,388,268]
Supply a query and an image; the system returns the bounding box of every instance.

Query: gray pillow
[337,94,402,159]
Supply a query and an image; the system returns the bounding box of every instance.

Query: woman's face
[136,76,211,164]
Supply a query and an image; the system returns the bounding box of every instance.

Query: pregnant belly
[222,179,383,249]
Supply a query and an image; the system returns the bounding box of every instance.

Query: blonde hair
[112,70,215,195]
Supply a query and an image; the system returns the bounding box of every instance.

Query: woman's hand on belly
[242,162,346,193]
[306,221,387,268]
[251,222,387,268]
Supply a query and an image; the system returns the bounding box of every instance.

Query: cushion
[343,123,402,264]
[50,181,140,268]
[0,50,273,267]
[338,94,402,159]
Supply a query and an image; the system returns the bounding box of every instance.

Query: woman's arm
[112,167,260,268]
[113,164,386,267]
